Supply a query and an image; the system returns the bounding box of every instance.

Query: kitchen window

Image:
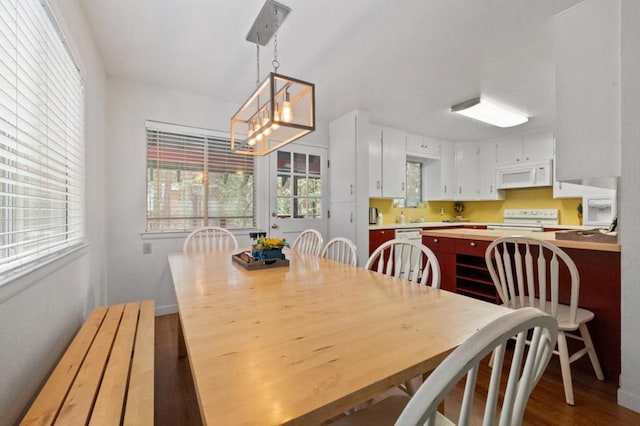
[146,121,255,231]
[0,0,85,277]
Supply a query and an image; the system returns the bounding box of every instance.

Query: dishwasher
[394,228,423,275]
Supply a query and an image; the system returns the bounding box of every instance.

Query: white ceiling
[80,0,571,141]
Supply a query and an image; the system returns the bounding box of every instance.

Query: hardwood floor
[155,313,640,425]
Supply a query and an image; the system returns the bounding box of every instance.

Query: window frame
[0,0,86,283]
[145,120,257,233]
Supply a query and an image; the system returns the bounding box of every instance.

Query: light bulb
[282,91,293,123]
[247,137,256,146]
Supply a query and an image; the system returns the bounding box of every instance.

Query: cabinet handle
[433,238,439,243]
[444,185,447,193]
[470,242,476,247]
[459,186,462,194]
[376,180,381,189]
[401,182,405,191]
[350,184,354,194]
[490,184,493,193]
[350,212,353,223]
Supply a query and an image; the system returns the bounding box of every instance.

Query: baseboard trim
[618,388,640,413]
[155,303,178,316]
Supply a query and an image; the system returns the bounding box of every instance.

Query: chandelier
[231,0,315,156]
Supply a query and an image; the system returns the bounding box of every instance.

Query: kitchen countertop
[369,222,597,231]
[420,228,620,253]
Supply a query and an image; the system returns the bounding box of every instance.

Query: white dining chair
[484,236,604,405]
[321,237,358,266]
[291,229,324,256]
[331,307,558,426]
[183,226,239,252]
[365,239,440,288]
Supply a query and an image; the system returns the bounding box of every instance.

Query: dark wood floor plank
[154,313,640,425]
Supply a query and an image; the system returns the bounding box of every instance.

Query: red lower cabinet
[422,236,456,292]
[369,229,395,255]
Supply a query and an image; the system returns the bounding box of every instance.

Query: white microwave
[496,160,553,189]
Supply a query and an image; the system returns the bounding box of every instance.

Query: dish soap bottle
[399,211,405,224]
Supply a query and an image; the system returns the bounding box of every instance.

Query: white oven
[487,209,559,232]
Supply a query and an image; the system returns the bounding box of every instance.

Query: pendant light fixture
[231,0,315,156]
[451,97,528,128]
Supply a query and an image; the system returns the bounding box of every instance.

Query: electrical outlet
[440,207,445,216]
[143,242,152,254]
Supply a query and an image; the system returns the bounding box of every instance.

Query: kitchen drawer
[422,236,455,254]
[455,239,490,257]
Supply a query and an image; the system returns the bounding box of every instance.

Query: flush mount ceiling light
[231,0,315,156]
[451,97,528,128]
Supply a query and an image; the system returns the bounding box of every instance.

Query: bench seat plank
[20,306,109,426]
[55,304,125,425]
[90,302,141,425]
[123,300,155,425]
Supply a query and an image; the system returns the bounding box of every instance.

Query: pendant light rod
[246,0,291,46]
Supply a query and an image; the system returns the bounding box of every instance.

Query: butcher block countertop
[420,228,621,253]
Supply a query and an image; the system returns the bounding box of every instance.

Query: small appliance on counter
[369,207,379,225]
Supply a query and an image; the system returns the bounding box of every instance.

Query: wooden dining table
[168,248,512,425]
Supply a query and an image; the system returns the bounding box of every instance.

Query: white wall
[0,0,107,423]
[106,77,329,314]
[618,0,640,413]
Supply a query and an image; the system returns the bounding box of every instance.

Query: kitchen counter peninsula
[421,227,621,379]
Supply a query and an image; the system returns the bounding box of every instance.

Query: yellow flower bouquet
[252,237,286,260]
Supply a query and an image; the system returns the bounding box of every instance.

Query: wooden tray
[232,252,290,270]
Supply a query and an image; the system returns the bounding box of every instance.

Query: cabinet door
[368,126,383,197]
[440,141,455,200]
[522,130,554,162]
[454,143,478,200]
[369,229,395,255]
[555,0,621,181]
[329,113,356,202]
[477,142,503,200]
[422,236,456,292]
[330,203,356,243]
[381,126,407,198]
[407,133,439,158]
[496,137,523,164]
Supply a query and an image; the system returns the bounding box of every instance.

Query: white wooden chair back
[365,239,440,287]
[183,227,239,252]
[396,308,558,426]
[485,237,580,324]
[291,229,324,256]
[320,237,358,266]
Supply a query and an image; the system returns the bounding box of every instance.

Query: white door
[269,145,328,245]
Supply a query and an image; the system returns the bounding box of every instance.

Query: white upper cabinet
[370,125,406,199]
[477,141,504,200]
[406,133,440,159]
[329,112,357,203]
[554,0,621,182]
[368,125,383,198]
[496,130,554,165]
[455,143,478,200]
[424,140,455,201]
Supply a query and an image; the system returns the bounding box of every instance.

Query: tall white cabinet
[328,110,370,267]
[554,0,621,182]
[369,125,407,198]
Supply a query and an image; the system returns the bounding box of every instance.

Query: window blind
[146,122,255,231]
[0,0,85,276]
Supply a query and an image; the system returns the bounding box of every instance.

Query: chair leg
[557,331,575,405]
[579,323,605,380]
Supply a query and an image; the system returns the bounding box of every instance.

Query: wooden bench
[21,300,155,425]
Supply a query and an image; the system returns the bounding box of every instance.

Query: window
[275,150,322,218]
[146,122,255,231]
[0,0,85,276]
[405,161,422,208]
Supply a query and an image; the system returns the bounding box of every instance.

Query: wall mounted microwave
[496,160,553,189]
